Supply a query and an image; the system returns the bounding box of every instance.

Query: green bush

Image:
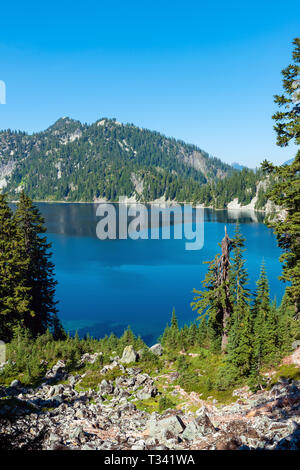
[158,395,175,413]
[214,365,240,391]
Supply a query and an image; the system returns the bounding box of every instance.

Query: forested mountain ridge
[0,117,264,207]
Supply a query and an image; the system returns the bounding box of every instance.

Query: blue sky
[0,1,299,167]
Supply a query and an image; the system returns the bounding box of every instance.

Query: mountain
[0,117,263,207]
[231,162,248,171]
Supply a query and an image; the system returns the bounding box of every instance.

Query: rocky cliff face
[1,348,300,451]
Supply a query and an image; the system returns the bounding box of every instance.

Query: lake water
[36,203,284,345]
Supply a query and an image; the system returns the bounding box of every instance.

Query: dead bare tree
[215,226,233,352]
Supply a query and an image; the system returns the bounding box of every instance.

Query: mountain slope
[231,162,248,171]
[0,117,262,206]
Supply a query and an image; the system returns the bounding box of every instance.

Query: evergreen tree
[160,323,171,348]
[0,194,32,341]
[119,325,135,347]
[191,256,224,352]
[14,192,58,336]
[226,225,253,377]
[52,313,66,340]
[264,300,278,363]
[171,307,179,330]
[272,38,300,148]
[188,322,198,347]
[169,308,180,348]
[252,261,276,367]
[230,224,250,306]
[197,316,209,347]
[276,293,295,355]
[161,309,180,350]
[262,154,300,318]
[261,38,300,318]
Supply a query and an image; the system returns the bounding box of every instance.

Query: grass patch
[134,397,159,413]
[270,364,300,386]
[75,367,124,391]
[170,348,237,404]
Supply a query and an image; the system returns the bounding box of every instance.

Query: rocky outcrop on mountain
[0,348,300,451]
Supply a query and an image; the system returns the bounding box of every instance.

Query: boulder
[44,360,67,383]
[192,407,216,435]
[80,352,102,365]
[70,426,85,442]
[120,345,138,364]
[182,413,215,440]
[131,439,146,450]
[292,340,300,350]
[137,349,145,359]
[148,414,185,437]
[149,343,163,356]
[52,395,64,406]
[10,379,21,388]
[98,379,114,395]
[118,389,130,399]
[135,373,150,386]
[69,374,81,387]
[136,385,158,400]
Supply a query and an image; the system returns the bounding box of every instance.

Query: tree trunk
[217,226,233,352]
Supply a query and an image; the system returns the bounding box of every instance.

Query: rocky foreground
[1,347,300,451]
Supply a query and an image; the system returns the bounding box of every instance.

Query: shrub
[158,395,175,413]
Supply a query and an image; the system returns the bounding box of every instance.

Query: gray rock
[98,379,114,395]
[82,444,96,450]
[52,395,64,406]
[135,373,149,386]
[118,389,130,399]
[44,360,67,383]
[70,426,85,442]
[145,437,157,446]
[192,407,216,436]
[131,439,146,450]
[182,413,215,440]
[10,379,21,388]
[75,409,88,419]
[149,414,185,437]
[120,345,138,364]
[47,432,62,449]
[110,355,120,362]
[292,340,300,350]
[136,385,158,400]
[150,343,163,356]
[48,432,61,444]
[69,375,80,387]
[137,348,146,359]
[80,352,102,365]
[127,367,141,375]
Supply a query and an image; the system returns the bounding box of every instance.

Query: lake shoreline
[9,198,267,213]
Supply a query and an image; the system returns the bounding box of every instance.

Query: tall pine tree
[252,261,277,368]
[14,192,58,336]
[226,224,253,377]
[261,38,300,318]
[0,194,32,341]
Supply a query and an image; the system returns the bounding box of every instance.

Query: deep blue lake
[35,203,284,345]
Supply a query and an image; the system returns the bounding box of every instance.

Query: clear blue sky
[0,1,299,167]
